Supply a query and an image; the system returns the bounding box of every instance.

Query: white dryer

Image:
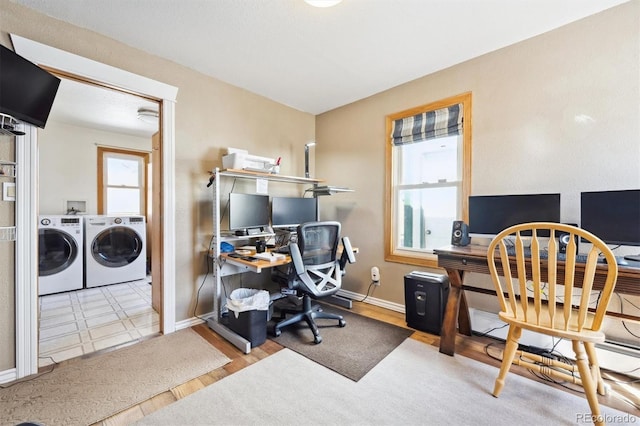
[84,215,147,288]
[38,215,84,296]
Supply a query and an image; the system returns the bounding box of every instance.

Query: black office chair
[271,221,356,344]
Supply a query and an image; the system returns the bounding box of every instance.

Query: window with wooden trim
[97,147,149,215]
[385,93,472,267]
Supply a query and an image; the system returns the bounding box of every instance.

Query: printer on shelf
[222,148,277,173]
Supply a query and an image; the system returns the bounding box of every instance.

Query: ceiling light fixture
[137,108,158,124]
[304,0,342,7]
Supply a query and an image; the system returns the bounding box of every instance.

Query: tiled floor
[38,279,159,367]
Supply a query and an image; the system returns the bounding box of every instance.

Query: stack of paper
[252,252,286,262]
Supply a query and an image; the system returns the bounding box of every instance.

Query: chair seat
[498,304,605,343]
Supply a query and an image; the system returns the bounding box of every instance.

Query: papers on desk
[252,252,286,262]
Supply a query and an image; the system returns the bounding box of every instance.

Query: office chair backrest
[297,221,340,266]
[289,221,342,298]
[487,222,618,333]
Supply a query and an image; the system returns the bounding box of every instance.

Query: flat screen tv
[228,193,270,234]
[271,197,317,229]
[0,44,61,129]
[580,189,640,249]
[468,193,561,238]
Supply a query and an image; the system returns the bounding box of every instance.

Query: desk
[434,245,640,356]
[208,246,358,353]
[219,252,291,274]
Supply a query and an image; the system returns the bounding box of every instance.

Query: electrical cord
[0,360,57,389]
[355,281,377,303]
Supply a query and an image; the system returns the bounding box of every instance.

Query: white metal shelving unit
[0,113,18,241]
[206,167,324,353]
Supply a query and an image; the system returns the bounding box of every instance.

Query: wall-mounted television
[0,44,61,129]
[271,197,317,229]
[580,189,640,250]
[228,193,270,235]
[468,193,561,238]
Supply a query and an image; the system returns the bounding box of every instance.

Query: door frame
[12,35,178,378]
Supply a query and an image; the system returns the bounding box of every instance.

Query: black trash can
[404,271,450,335]
[226,288,270,347]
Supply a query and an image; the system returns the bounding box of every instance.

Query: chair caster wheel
[273,329,281,337]
[339,319,346,327]
[314,335,322,344]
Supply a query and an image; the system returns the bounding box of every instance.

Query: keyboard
[502,246,629,265]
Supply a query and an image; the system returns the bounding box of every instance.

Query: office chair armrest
[289,243,306,275]
[339,236,356,269]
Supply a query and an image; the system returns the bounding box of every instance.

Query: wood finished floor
[89,302,639,425]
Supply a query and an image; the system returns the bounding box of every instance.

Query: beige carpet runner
[0,328,231,426]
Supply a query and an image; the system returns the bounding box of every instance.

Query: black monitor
[228,193,270,235]
[468,193,561,238]
[0,45,61,129]
[271,197,317,229]
[580,189,640,261]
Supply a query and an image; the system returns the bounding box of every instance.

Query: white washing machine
[84,215,147,288]
[38,215,84,296]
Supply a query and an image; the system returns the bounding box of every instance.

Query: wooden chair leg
[573,340,603,426]
[493,325,521,397]
[584,341,605,396]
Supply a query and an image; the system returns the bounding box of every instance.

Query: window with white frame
[98,147,148,215]
[385,93,471,267]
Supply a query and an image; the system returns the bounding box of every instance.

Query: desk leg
[439,269,465,356]
[458,289,472,336]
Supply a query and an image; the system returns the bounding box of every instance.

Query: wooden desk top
[220,251,291,273]
[434,245,640,296]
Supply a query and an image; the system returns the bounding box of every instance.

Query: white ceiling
[14,0,630,133]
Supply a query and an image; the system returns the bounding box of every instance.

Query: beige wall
[315,0,640,329]
[38,121,152,215]
[0,135,15,371]
[0,0,315,370]
[1,0,638,369]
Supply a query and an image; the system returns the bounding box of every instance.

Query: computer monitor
[468,193,561,238]
[271,197,317,229]
[580,189,640,261]
[228,193,270,235]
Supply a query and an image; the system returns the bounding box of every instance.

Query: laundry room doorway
[11,34,178,378]
[37,78,162,366]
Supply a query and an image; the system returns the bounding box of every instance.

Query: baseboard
[175,314,210,331]
[0,367,17,385]
[336,289,405,313]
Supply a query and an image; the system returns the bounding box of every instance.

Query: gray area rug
[0,328,231,426]
[269,301,414,381]
[136,339,639,426]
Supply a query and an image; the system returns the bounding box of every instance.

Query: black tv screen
[228,193,270,232]
[468,193,561,238]
[271,197,317,229]
[580,189,640,246]
[0,44,61,129]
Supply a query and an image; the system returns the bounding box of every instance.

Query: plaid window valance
[391,104,463,145]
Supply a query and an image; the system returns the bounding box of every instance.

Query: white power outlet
[371,266,380,285]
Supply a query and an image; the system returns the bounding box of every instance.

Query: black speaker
[558,223,579,253]
[451,221,470,246]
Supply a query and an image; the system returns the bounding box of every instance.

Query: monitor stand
[623,254,640,262]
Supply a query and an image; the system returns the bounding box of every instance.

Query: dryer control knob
[114,217,122,224]
[41,218,51,226]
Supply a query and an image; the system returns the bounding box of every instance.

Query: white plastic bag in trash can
[226,288,270,318]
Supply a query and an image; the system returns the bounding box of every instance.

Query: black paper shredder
[404,271,450,335]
